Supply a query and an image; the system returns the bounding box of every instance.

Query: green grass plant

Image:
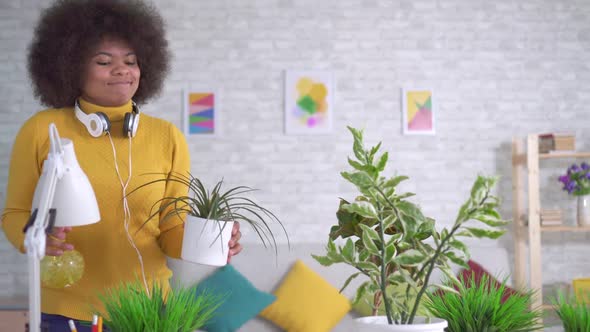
[553,291,590,332]
[424,274,542,332]
[130,172,288,249]
[98,279,224,332]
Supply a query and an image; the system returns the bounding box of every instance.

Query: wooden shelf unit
[541,225,590,232]
[512,134,590,315]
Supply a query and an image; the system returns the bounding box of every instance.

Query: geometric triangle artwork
[404,89,434,135]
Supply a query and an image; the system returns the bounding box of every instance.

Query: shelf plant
[98,279,224,332]
[558,162,590,226]
[425,274,542,331]
[312,126,508,326]
[558,162,590,196]
[130,173,288,260]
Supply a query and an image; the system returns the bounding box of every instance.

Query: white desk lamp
[24,123,100,332]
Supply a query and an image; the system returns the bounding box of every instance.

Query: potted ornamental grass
[312,126,507,331]
[98,279,224,332]
[131,173,288,266]
[425,274,542,332]
[553,291,590,332]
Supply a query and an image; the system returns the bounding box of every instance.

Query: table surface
[0,296,27,310]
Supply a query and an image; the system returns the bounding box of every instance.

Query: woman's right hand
[45,227,74,256]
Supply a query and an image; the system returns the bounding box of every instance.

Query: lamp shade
[31,138,100,227]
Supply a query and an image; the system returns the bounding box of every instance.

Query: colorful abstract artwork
[401,88,435,135]
[184,90,217,135]
[284,71,333,134]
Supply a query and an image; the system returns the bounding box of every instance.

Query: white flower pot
[181,216,234,266]
[354,316,448,332]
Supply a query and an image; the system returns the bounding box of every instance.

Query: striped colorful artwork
[187,92,215,134]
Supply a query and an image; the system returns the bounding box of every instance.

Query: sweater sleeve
[1,116,43,253]
[157,123,190,258]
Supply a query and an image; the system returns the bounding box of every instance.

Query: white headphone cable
[107,132,150,296]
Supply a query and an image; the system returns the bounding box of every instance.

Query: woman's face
[81,38,141,107]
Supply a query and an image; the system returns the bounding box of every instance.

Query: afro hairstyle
[27,0,170,108]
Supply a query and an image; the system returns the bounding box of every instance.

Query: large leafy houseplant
[312,126,507,325]
[131,173,288,250]
[425,274,542,331]
[98,279,224,332]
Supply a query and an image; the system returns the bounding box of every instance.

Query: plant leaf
[344,201,378,219]
[312,254,333,266]
[393,249,426,267]
[457,227,506,239]
[341,238,356,263]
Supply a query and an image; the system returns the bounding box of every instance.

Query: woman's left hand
[228,221,243,263]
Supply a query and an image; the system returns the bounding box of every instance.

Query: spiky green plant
[424,274,542,332]
[98,280,224,332]
[553,291,590,332]
[129,172,289,249]
[312,126,508,325]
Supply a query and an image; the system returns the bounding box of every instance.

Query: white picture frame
[401,88,435,135]
[183,88,220,136]
[284,70,334,135]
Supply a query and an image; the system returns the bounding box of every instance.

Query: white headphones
[74,100,140,138]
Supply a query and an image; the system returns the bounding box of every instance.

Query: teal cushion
[195,264,276,332]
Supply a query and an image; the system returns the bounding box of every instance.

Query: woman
[1,1,242,331]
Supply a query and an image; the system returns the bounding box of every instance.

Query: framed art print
[401,88,435,135]
[284,70,333,135]
[183,89,219,136]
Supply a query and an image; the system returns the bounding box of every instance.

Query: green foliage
[130,172,288,248]
[353,284,429,317]
[98,280,224,332]
[553,291,590,332]
[312,126,508,325]
[424,274,542,332]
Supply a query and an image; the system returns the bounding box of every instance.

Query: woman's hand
[227,221,243,263]
[45,227,74,256]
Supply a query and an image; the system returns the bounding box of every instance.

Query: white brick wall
[1,0,589,297]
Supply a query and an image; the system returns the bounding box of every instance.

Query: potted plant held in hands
[133,173,288,266]
[312,127,508,332]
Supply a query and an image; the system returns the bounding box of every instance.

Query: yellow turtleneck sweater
[1,98,189,321]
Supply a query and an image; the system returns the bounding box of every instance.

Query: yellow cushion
[260,260,351,332]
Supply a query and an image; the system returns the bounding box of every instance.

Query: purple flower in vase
[560,162,590,196]
[558,175,570,184]
[566,181,577,194]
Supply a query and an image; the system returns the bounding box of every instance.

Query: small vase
[577,196,590,226]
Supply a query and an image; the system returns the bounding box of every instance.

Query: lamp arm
[24,123,65,332]
[24,156,60,259]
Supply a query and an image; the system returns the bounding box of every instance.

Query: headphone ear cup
[94,112,111,135]
[123,112,140,138]
[75,105,111,137]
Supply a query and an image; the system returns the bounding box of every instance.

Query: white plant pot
[354,316,447,332]
[577,195,590,226]
[181,216,234,266]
